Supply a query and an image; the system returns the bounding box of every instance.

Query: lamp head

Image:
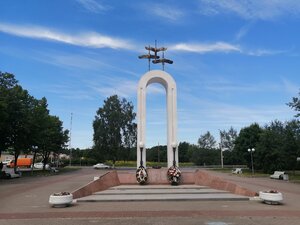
[139,142,144,148]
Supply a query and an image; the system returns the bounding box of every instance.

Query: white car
[2,159,12,165]
[93,163,111,169]
[34,162,50,170]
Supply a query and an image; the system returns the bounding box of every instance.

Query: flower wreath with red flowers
[136,166,148,185]
[167,165,181,185]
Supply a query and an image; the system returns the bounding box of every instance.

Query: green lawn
[211,167,300,182]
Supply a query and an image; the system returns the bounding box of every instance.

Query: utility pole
[219,143,224,169]
[69,113,73,166]
[157,142,160,164]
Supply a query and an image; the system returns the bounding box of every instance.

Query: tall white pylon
[137,70,178,168]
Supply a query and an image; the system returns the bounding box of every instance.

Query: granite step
[76,185,250,202]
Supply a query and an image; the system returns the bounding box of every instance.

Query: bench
[231,168,242,174]
[270,171,285,179]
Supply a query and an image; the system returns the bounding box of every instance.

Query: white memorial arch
[137,70,178,168]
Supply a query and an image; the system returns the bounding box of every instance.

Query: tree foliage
[220,127,237,151]
[178,142,190,162]
[0,71,69,171]
[190,147,219,166]
[93,95,136,165]
[146,145,167,162]
[287,90,300,117]
[232,123,263,165]
[0,72,35,170]
[198,131,216,149]
[256,120,300,173]
[221,121,300,172]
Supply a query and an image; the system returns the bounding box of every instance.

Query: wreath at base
[136,166,148,185]
[167,166,181,185]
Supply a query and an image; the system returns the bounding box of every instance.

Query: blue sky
[1,0,300,149]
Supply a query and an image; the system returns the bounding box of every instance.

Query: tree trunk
[14,152,19,174]
[31,150,37,175]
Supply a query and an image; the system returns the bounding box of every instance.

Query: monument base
[71,169,256,199]
[119,168,194,184]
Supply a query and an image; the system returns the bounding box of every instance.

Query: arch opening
[145,83,167,165]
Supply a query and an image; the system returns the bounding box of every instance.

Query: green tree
[0,71,69,171]
[40,115,69,169]
[178,142,190,162]
[190,146,219,166]
[146,145,167,163]
[220,127,237,151]
[287,90,300,117]
[93,95,136,165]
[256,121,286,173]
[198,131,216,149]
[283,120,299,171]
[0,72,19,154]
[29,97,49,170]
[233,123,263,166]
[0,72,36,172]
[257,120,300,173]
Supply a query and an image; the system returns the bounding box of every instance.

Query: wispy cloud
[246,48,286,56]
[0,22,133,50]
[91,79,165,98]
[177,91,294,139]
[198,0,300,21]
[45,84,95,100]
[90,78,137,98]
[33,51,107,71]
[151,4,184,22]
[169,42,241,53]
[169,41,285,56]
[281,78,300,95]
[76,0,109,13]
[235,21,255,40]
[204,82,280,93]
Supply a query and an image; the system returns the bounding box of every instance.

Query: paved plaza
[0,167,300,225]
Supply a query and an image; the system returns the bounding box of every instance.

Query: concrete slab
[94,188,228,195]
[109,184,208,189]
[77,184,249,202]
[77,193,249,202]
[71,170,257,199]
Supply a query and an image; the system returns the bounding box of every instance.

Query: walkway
[0,168,299,225]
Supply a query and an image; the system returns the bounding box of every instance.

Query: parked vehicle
[270,171,285,180]
[2,159,12,165]
[232,168,242,174]
[93,163,111,169]
[0,170,21,179]
[34,162,50,170]
[7,158,32,168]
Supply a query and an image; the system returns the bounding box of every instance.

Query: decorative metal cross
[138,41,173,71]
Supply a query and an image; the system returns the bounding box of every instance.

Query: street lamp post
[248,148,255,175]
[219,143,224,169]
[69,113,73,166]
